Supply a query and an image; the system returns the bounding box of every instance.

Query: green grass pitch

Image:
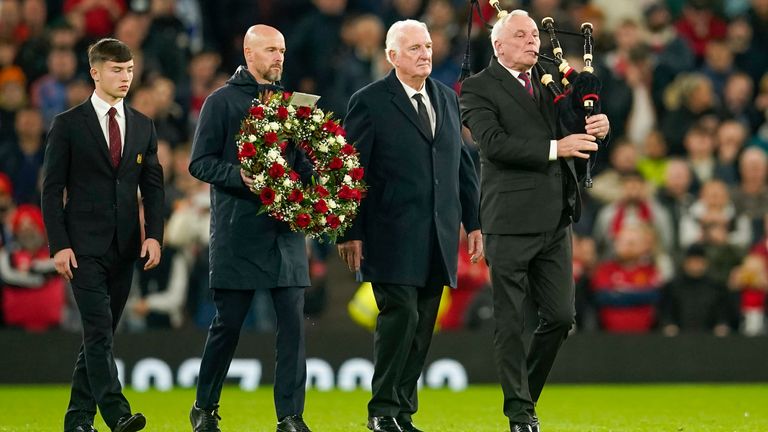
[0,384,766,431]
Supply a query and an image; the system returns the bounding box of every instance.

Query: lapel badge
[137,153,143,164]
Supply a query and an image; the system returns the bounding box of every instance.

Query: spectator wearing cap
[0,204,66,331]
[659,243,733,336]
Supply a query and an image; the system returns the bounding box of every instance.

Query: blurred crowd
[0,0,767,336]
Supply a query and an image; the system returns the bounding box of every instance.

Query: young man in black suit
[460,10,610,432]
[187,24,314,432]
[337,20,482,432]
[42,38,164,432]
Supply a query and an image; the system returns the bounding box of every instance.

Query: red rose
[264,132,279,144]
[351,188,362,202]
[282,91,293,101]
[322,119,337,133]
[315,185,329,197]
[250,105,264,119]
[328,157,344,170]
[326,214,340,229]
[350,167,364,181]
[238,142,256,159]
[289,171,300,181]
[268,162,285,178]
[313,199,329,214]
[296,213,311,228]
[340,144,356,155]
[338,185,353,200]
[260,187,275,205]
[288,189,303,203]
[277,106,289,120]
[297,106,312,119]
[336,127,346,137]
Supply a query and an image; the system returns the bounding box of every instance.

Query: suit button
[434,179,439,185]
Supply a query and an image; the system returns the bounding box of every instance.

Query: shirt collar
[90,92,125,119]
[498,62,533,81]
[398,78,429,102]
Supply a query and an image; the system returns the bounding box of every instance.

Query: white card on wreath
[289,92,321,107]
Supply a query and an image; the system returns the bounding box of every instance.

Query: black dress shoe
[277,415,312,432]
[398,420,424,432]
[72,425,97,432]
[531,415,540,432]
[113,413,146,432]
[510,423,532,432]
[367,416,403,432]
[190,404,222,432]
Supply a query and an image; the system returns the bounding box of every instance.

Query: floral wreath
[236,91,365,242]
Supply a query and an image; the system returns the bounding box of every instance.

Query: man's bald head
[244,25,286,84]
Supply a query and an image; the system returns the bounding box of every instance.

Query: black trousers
[484,226,575,425]
[368,250,444,422]
[64,240,135,431]
[196,287,306,420]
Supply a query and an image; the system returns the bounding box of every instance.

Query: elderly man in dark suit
[337,19,482,432]
[187,25,313,432]
[42,38,164,432]
[460,10,610,432]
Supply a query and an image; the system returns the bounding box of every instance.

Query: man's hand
[557,134,598,159]
[584,114,610,140]
[141,238,162,270]
[53,248,78,281]
[337,240,363,272]
[241,169,256,192]
[467,229,484,263]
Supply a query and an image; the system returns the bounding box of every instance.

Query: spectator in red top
[729,216,768,336]
[674,0,728,61]
[63,0,126,39]
[592,224,664,333]
[0,204,66,331]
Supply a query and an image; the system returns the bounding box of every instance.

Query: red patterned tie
[519,72,534,98]
[108,107,122,168]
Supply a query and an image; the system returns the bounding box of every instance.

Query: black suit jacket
[42,100,165,258]
[341,70,480,288]
[460,57,582,235]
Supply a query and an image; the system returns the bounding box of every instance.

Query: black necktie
[412,93,432,138]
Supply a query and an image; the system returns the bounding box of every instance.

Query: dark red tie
[108,107,122,168]
[519,72,534,98]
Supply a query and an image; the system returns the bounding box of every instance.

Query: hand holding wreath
[236,91,366,242]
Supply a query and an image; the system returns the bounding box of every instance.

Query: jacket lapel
[426,78,445,140]
[385,71,433,142]
[117,106,135,176]
[488,58,551,133]
[82,101,114,169]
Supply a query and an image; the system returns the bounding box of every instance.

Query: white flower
[287,105,296,113]
[339,214,346,222]
[328,199,337,209]
[317,143,329,153]
[276,156,286,165]
[283,178,292,187]
[312,114,323,123]
[336,135,346,144]
[318,216,326,226]
[320,175,329,185]
[345,159,357,169]
[267,149,280,161]
[253,173,265,184]
[263,124,272,132]
[284,122,292,130]
[274,194,282,203]
[310,125,316,131]
[343,175,352,184]
[269,122,280,131]
[248,134,257,142]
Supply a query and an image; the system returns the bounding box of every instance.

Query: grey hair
[491,9,530,56]
[385,19,429,65]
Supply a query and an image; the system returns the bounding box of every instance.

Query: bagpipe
[460,0,604,187]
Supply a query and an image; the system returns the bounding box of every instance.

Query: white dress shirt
[90,92,126,155]
[398,79,436,136]
[499,63,558,161]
